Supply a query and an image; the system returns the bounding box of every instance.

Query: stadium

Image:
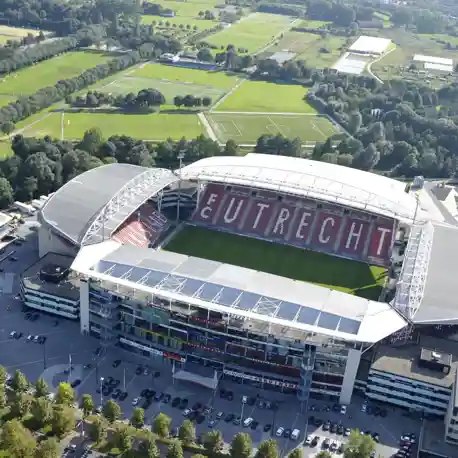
[23,154,458,418]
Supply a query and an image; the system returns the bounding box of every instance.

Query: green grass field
[207,13,293,53]
[165,225,386,299]
[20,111,205,140]
[132,63,242,89]
[0,50,112,101]
[214,80,316,113]
[207,112,338,143]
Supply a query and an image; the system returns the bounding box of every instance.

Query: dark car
[284,429,291,438]
[337,424,344,435]
[263,424,272,432]
[135,365,143,375]
[192,402,202,411]
[226,391,234,401]
[233,416,241,426]
[330,423,338,434]
[106,376,114,385]
[163,394,171,404]
[111,379,120,388]
[142,398,152,410]
[311,436,319,447]
[146,390,156,399]
[141,389,149,398]
[119,391,128,401]
[179,398,188,409]
[154,371,160,378]
[112,359,121,368]
[71,379,81,388]
[247,397,255,406]
[15,332,22,339]
[172,397,181,407]
[188,411,198,421]
[154,392,163,402]
[251,421,259,430]
[220,389,227,398]
[323,421,331,431]
[225,413,235,423]
[94,347,102,356]
[314,418,323,427]
[112,389,122,399]
[39,336,47,344]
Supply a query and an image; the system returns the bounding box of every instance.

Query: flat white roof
[349,36,391,54]
[424,62,453,72]
[413,54,453,66]
[333,53,368,75]
[178,154,420,223]
[72,241,407,344]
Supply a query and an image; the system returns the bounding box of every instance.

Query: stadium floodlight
[176,150,186,224]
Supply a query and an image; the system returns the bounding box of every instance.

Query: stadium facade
[22,155,458,418]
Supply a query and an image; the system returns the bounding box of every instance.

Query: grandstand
[31,155,458,409]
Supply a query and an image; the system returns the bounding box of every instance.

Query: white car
[132,397,140,406]
[33,335,40,343]
[216,411,224,419]
[361,403,367,413]
[276,427,285,437]
[340,405,347,415]
[305,435,313,445]
[9,331,16,339]
[27,334,33,342]
[182,408,191,417]
[243,417,253,427]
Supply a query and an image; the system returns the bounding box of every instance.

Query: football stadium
[22,154,458,418]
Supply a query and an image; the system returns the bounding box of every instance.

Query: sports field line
[311,120,325,139]
[211,111,323,116]
[231,120,243,137]
[267,116,285,136]
[210,78,246,112]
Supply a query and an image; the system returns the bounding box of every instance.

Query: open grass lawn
[20,111,205,140]
[207,112,338,144]
[0,141,13,159]
[0,25,47,43]
[0,50,112,100]
[95,74,227,105]
[132,63,242,89]
[207,13,293,53]
[295,35,349,67]
[214,80,315,113]
[166,225,386,298]
[297,19,331,28]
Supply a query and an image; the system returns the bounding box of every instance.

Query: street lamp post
[176,151,185,225]
[43,341,47,369]
[99,377,104,409]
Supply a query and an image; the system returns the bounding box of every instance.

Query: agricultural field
[296,19,331,29]
[206,112,339,144]
[260,31,349,68]
[214,80,316,113]
[207,13,294,53]
[0,51,112,102]
[0,25,47,44]
[19,111,205,140]
[370,29,458,83]
[166,225,386,299]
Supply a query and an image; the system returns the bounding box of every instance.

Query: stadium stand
[192,182,395,266]
[112,203,170,248]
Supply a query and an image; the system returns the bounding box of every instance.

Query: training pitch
[165,225,386,300]
[206,112,339,144]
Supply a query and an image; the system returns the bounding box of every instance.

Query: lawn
[20,111,205,140]
[0,50,112,100]
[207,13,293,53]
[131,63,242,89]
[141,14,217,31]
[214,80,315,113]
[295,35,349,67]
[0,141,13,159]
[165,225,386,298]
[0,25,48,43]
[207,112,339,144]
[94,74,227,105]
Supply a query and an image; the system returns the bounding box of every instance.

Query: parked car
[182,408,191,417]
[172,397,181,407]
[264,424,272,432]
[132,397,140,406]
[70,379,81,388]
[112,360,121,368]
[340,405,347,415]
[276,427,284,437]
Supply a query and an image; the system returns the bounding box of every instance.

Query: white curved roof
[179,154,419,222]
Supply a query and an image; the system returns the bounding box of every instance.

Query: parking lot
[0,218,422,457]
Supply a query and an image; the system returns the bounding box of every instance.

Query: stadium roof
[348,36,391,54]
[39,164,178,247]
[72,241,407,344]
[412,224,458,324]
[178,154,420,223]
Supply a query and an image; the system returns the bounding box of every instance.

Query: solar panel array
[93,260,362,335]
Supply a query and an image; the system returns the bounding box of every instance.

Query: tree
[79,127,104,154]
[11,370,28,392]
[11,392,31,418]
[131,407,145,428]
[34,378,49,398]
[153,412,171,438]
[103,399,122,423]
[113,424,132,452]
[81,394,94,417]
[197,47,214,62]
[1,122,15,135]
[0,419,36,458]
[139,432,159,458]
[167,439,184,458]
[289,449,303,458]
[203,430,224,454]
[35,437,60,458]
[224,139,238,156]
[348,112,362,135]
[31,397,53,428]
[178,419,195,444]
[315,452,332,458]
[230,432,252,458]
[89,416,107,444]
[51,405,76,438]
[0,387,6,409]
[55,383,75,406]
[202,96,212,107]
[0,365,7,386]
[255,439,279,458]
[343,430,376,458]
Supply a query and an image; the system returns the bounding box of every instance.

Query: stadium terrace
[24,154,458,409]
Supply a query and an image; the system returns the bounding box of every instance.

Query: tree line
[0,364,376,458]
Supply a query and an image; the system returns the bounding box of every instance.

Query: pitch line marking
[267,116,285,136]
[231,120,243,137]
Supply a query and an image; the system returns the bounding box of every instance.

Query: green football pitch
[165,225,386,300]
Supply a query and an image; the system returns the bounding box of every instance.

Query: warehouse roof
[72,241,407,344]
